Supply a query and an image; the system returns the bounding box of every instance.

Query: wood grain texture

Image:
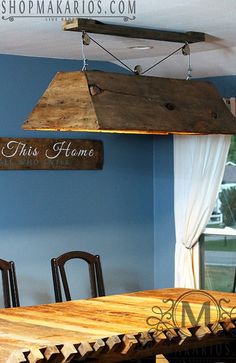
[23,72,98,132]
[63,19,205,44]
[22,71,236,135]
[0,288,235,362]
[86,71,236,134]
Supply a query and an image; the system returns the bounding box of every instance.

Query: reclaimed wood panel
[0,288,235,362]
[86,71,236,134]
[22,71,236,135]
[23,72,98,132]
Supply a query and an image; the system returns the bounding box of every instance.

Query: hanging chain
[182,42,192,80]
[186,52,192,80]
[81,31,88,71]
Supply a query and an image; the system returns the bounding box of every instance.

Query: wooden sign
[0,138,103,170]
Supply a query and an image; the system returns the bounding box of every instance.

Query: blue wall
[197,76,236,98]
[0,54,156,306]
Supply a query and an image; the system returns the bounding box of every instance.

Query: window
[200,98,236,292]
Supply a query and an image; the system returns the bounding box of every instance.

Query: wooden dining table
[0,288,236,363]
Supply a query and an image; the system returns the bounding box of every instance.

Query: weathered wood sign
[0,138,103,170]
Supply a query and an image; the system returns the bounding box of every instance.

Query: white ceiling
[1,0,236,78]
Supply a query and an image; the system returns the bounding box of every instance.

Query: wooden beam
[63,19,205,44]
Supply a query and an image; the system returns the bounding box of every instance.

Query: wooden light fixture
[22,71,236,135]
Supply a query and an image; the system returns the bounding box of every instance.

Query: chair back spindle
[0,259,20,308]
[51,251,105,302]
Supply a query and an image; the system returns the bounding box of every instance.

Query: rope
[80,31,191,77]
[141,45,185,75]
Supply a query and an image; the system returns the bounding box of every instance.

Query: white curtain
[174,135,231,288]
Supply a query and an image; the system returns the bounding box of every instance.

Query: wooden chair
[232,267,236,292]
[0,259,20,308]
[51,251,105,302]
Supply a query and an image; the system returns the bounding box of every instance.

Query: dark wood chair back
[0,259,20,308]
[233,267,236,293]
[51,251,105,302]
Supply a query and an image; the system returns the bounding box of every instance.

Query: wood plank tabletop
[0,288,236,363]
